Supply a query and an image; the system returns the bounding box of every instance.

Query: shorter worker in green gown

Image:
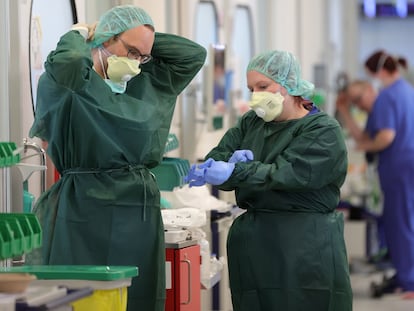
[185,50,353,311]
[28,5,206,311]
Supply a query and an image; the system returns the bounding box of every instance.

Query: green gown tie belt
[246,207,334,214]
[61,164,149,175]
[62,164,151,220]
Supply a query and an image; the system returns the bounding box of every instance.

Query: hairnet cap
[91,5,154,48]
[247,50,315,98]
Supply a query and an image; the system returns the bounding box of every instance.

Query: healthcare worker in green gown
[27,5,206,311]
[185,50,353,311]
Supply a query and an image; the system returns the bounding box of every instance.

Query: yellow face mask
[248,91,284,122]
[106,55,141,83]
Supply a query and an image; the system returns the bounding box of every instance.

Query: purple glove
[228,150,254,163]
[184,164,207,187]
[199,158,235,185]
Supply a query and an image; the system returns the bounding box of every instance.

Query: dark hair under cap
[365,50,398,74]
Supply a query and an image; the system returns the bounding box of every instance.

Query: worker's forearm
[357,129,395,152]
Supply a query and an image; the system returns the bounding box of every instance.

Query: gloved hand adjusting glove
[184,158,235,187]
[200,158,235,185]
[184,164,207,187]
[228,150,254,163]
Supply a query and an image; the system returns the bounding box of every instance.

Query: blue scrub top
[365,78,414,177]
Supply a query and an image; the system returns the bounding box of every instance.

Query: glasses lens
[126,50,138,60]
[126,50,151,64]
[141,55,152,64]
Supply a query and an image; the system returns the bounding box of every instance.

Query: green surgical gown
[28,30,206,311]
[206,110,352,311]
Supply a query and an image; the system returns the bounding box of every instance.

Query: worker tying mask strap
[26,5,206,311]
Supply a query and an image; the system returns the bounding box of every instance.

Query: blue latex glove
[184,164,207,187]
[228,150,254,163]
[199,158,235,185]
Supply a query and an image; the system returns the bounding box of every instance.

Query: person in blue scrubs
[362,50,414,296]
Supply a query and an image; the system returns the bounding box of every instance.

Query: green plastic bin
[23,213,42,248]
[150,157,190,191]
[0,220,14,260]
[0,144,6,167]
[0,213,42,259]
[1,214,33,251]
[6,265,138,281]
[0,142,20,167]
[0,218,25,257]
[0,214,41,252]
[1,265,139,311]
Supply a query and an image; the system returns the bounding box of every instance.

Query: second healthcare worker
[186,50,352,310]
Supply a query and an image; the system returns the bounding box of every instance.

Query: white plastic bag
[172,184,233,212]
[161,207,207,228]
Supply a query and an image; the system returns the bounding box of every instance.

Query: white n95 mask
[249,91,284,122]
[106,55,141,83]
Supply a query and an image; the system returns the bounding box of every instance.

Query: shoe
[370,274,401,298]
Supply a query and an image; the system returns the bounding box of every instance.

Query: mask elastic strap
[98,48,108,80]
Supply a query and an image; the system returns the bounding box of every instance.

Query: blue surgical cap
[91,5,154,48]
[247,50,315,98]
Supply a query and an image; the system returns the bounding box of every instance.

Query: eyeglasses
[117,37,152,64]
[350,94,363,104]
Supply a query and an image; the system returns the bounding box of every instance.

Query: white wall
[0,1,10,141]
[0,0,11,215]
[268,0,300,55]
[267,0,329,82]
[267,0,345,114]
[132,0,166,32]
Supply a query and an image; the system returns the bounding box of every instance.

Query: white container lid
[31,278,132,290]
